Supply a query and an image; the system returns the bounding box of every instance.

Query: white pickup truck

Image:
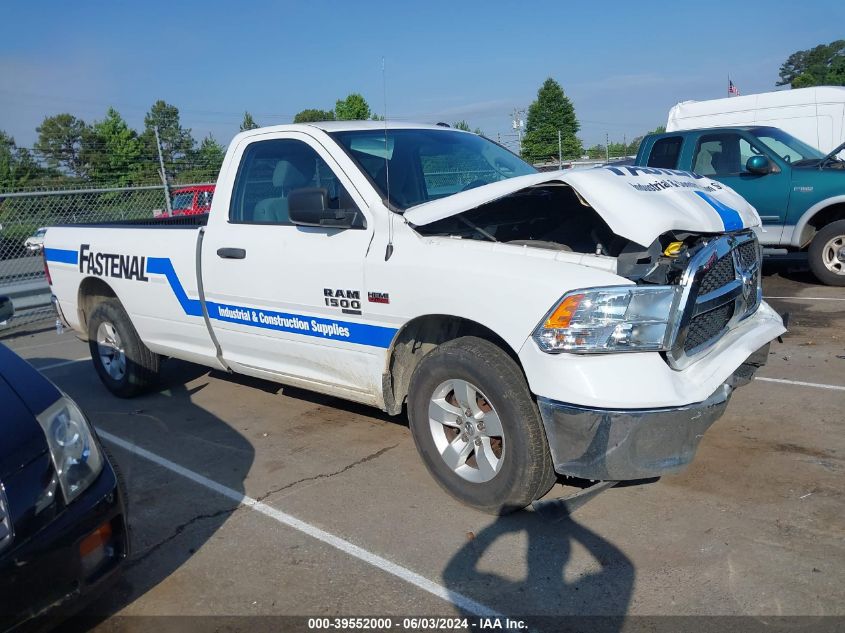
[45,122,786,514]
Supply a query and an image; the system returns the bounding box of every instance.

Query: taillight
[43,255,52,286]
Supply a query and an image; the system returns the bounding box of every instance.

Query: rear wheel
[808,219,845,286]
[407,336,555,514]
[88,298,160,397]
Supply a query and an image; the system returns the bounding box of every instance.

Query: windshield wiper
[820,140,845,168]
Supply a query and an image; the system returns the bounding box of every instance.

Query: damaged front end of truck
[405,166,787,483]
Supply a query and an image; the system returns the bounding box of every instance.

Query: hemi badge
[368,292,390,304]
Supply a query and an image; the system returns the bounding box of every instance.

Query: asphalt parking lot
[3,255,844,630]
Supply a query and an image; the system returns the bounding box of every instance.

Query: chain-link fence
[0,182,212,335]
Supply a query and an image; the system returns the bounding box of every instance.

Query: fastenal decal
[602,166,723,194]
[78,244,149,281]
[44,248,396,348]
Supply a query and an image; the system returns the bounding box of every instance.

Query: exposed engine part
[415,184,626,255]
[413,183,717,286]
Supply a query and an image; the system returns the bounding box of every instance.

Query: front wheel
[407,337,555,514]
[808,219,845,286]
[88,298,160,397]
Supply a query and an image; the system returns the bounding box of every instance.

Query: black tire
[808,219,845,286]
[407,336,555,515]
[88,298,160,397]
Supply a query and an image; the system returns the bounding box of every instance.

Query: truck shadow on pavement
[30,357,256,629]
[442,505,634,631]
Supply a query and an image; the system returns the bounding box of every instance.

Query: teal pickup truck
[634,126,845,285]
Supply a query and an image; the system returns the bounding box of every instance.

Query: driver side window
[229,139,356,225]
[692,133,748,176]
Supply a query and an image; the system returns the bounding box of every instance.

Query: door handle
[217,247,246,259]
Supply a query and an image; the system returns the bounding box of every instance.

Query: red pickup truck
[167,185,215,216]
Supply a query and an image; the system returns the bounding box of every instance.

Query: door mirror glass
[746,155,770,174]
[0,295,13,323]
[289,187,359,229]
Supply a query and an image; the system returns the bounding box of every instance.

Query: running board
[531,480,619,520]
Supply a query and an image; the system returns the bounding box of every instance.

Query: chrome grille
[699,254,735,294]
[667,232,762,369]
[684,302,735,352]
[0,483,12,553]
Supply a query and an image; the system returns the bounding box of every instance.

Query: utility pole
[511,107,525,155]
[154,125,173,217]
[558,130,562,170]
[605,133,610,163]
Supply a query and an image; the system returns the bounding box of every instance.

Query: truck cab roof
[233,121,472,139]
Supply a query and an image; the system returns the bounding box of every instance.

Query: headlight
[532,285,682,353]
[36,396,103,504]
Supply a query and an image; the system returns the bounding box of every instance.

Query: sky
[2,0,844,153]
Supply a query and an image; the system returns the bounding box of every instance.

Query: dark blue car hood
[0,345,56,480]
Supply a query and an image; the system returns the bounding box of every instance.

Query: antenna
[383,56,394,261]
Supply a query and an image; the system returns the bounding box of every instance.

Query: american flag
[728,79,739,96]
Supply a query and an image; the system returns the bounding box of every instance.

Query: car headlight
[36,396,103,504]
[532,285,682,353]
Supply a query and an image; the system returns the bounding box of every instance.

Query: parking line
[756,376,845,392]
[97,429,503,619]
[36,357,89,371]
[764,296,845,301]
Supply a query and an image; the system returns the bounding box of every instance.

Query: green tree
[521,78,582,162]
[182,133,226,182]
[240,111,260,131]
[0,130,47,191]
[293,108,335,123]
[142,100,194,165]
[452,121,484,135]
[35,114,89,178]
[85,108,143,185]
[777,40,845,87]
[335,93,372,121]
[628,126,666,155]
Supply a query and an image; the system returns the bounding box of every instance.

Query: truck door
[690,132,791,242]
[201,133,387,401]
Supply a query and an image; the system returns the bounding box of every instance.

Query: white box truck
[667,86,845,153]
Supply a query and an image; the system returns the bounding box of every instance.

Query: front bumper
[0,459,128,632]
[538,344,770,481]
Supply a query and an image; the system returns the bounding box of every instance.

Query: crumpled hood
[404,166,761,246]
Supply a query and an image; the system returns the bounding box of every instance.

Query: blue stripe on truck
[45,249,397,348]
[44,248,78,265]
[694,191,744,232]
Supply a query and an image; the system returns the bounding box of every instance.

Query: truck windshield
[171,192,194,210]
[330,129,536,210]
[750,128,824,165]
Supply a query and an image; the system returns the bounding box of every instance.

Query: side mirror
[0,295,13,323]
[288,187,358,229]
[746,155,771,175]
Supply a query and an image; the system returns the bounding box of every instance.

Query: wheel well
[802,203,845,246]
[77,277,117,338]
[382,315,523,415]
